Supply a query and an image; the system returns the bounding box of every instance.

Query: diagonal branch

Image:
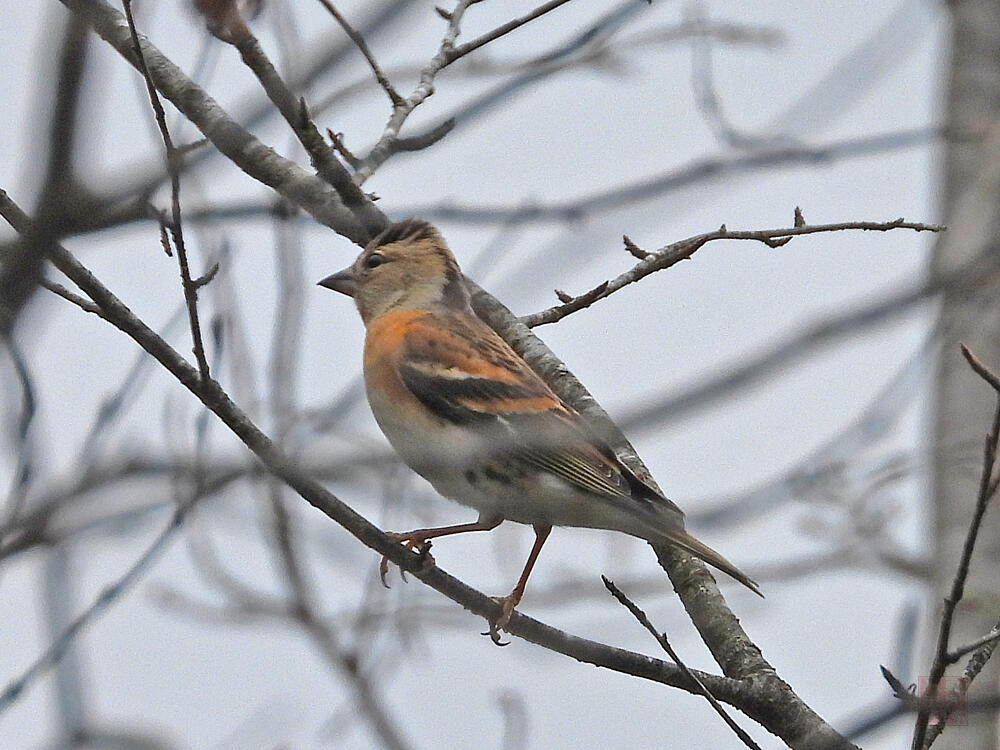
[0,187,735,707]
[315,0,403,106]
[603,577,762,750]
[447,0,578,61]
[193,0,387,239]
[123,0,210,380]
[465,280,859,750]
[924,616,1000,747]
[61,0,383,244]
[353,0,580,182]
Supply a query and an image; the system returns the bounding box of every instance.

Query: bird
[319,218,761,640]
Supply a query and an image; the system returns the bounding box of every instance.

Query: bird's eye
[364,252,386,269]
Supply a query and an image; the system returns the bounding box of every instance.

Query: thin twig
[197,5,386,239]
[123,0,211,380]
[688,1,772,149]
[0,254,221,714]
[305,11,771,139]
[602,577,762,750]
[39,278,107,318]
[447,0,577,61]
[521,217,944,327]
[397,127,939,224]
[71,126,938,237]
[924,617,1000,747]
[960,344,1000,394]
[354,0,577,182]
[0,339,37,561]
[946,623,1000,664]
[911,347,1000,749]
[315,0,403,105]
[62,0,379,243]
[0,501,189,712]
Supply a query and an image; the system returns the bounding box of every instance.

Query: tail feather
[659,528,763,598]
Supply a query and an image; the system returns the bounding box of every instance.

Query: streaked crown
[348,219,471,324]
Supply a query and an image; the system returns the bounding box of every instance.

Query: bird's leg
[486,524,552,645]
[379,515,502,586]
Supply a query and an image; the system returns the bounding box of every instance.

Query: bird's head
[319,219,471,325]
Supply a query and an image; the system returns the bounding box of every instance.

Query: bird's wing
[398,311,683,516]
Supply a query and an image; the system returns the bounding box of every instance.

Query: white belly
[367,380,652,536]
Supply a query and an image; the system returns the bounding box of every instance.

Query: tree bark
[931,1,1000,747]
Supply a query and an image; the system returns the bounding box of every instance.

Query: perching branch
[1,185,858,750]
[466,280,860,750]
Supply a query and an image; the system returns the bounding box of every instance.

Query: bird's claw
[378,555,392,588]
[379,534,435,588]
[481,594,518,646]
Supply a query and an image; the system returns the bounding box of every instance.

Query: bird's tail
[657,527,763,598]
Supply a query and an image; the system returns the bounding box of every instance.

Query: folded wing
[398,311,684,518]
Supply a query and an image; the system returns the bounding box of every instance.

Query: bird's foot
[482,593,520,646]
[379,533,435,588]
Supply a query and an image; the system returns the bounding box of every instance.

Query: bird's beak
[318,267,356,297]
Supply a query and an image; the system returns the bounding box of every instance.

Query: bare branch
[0,339,37,561]
[960,343,1000,394]
[911,346,1000,748]
[687,1,777,149]
[403,127,939,224]
[316,0,403,106]
[0,501,188,713]
[603,577,762,750]
[447,0,577,62]
[61,0,383,244]
[201,5,386,238]
[39,127,939,242]
[123,0,211,380]
[354,0,580,182]
[521,218,944,327]
[39,279,106,319]
[924,617,1000,747]
[947,622,1000,664]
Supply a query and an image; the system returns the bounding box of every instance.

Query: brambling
[320,219,760,639]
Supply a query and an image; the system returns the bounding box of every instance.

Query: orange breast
[363,309,428,407]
